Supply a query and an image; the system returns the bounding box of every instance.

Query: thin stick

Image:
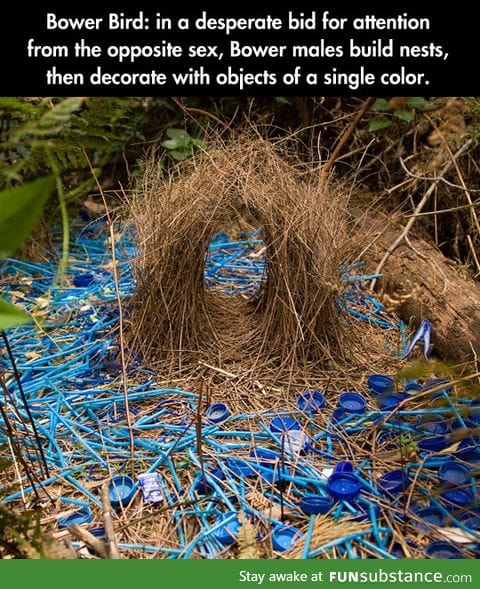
[83,149,135,473]
[370,138,474,291]
[319,97,374,185]
[69,524,109,559]
[171,97,232,131]
[101,482,121,559]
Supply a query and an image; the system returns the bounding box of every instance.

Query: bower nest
[127,136,368,376]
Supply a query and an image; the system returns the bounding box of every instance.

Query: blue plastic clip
[403,319,432,360]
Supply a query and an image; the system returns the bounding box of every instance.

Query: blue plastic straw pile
[0,218,479,559]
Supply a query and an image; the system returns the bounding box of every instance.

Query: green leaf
[0,298,30,331]
[368,118,392,131]
[170,149,192,161]
[161,139,181,150]
[166,128,191,143]
[0,175,56,259]
[407,97,437,111]
[395,109,415,122]
[372,98,392,112]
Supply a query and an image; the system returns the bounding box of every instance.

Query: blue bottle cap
[403,380,423,395]
[270,416,301,433]
[455,436,480,457]
[438,460,472,486]
[212,511,240,546]
[418,416,450,436]
[73,273,95,287]
[368,374,395,395]
[109,475,137,509]
[418,435,449,452]
[327,472,361,501]
[377,392,404,411]
[296,390,325,413]
[58,506,93,528]
[331,408,348,423]
[249,446,281,467]
[338,392,366,414]
[440,486,475,508]
[271,525,302,552]
[425,541,462,559]
[419,453,452,468]
[391,539,416,558]
[299,494,334,515]
[412,506,445,530]
[424,378,453,395]
[227,457,257,478]
[378,469,411,494]
[333,460,354,474]
[459,507,480,531]
[205,402,230,423]
[89,526,106,538]
[376,430,399,449]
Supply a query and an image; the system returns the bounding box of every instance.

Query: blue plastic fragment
[403,319,432,360]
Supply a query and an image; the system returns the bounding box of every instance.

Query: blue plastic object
[296,390,325,413]
[412,506,445,530]
[455,436,480,457]
[351,500,381,522]
[269,416,301,433]
[377,392,404,411]
[459,507,480,530]
[284,430,309,454]
[403,319,432,360]
[333,460,353,474]
[73,273,95,287]
[376,430,399,449]
[299,494,334,515]
[327,472,361,501]
[249,446,281,467]
[272,525,302,551]
[438,460,472,486]
[367,374,395,395]
[227,457,256,478]
[425,541,462,559]
[440,487,475,508]
[378,469,410,494]
[338,392,366,414]
[424,378,452,395]
[212,511,240,545]
[418,417,450,436]
[332,408,348,423]
[89,526,106,538]
[418,435,449,452]
[205,403,230,423]
[404,380,423,395]
[58,506,93,528]
[109,475,136,509]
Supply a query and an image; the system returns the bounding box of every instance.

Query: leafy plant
[369,97,437,132]
[161,128,203,161]
[0,175,55,329]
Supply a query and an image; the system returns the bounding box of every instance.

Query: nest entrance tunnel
[204,228,267,298]
[128,137,355,370]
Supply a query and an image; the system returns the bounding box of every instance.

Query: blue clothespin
[403,319,432,360]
